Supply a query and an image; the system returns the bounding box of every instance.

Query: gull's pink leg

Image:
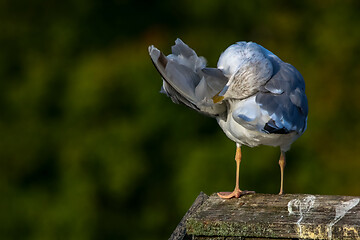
[278,151,286,195]
[218,145,255,199]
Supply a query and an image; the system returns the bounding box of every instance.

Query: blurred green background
[1,0,360,239]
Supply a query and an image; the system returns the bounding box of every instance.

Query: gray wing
[149,47,201,110]
[149,39,228,117]
[255,54,308,134]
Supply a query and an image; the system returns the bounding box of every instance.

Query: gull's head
[217,42,250,77]
[211,43,248,104]
[212,41,273,103]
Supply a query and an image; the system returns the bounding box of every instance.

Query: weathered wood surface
[169,192,209,240]
[185,193,360,239]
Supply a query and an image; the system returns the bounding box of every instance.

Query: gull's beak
[212,92,224,103]
[212,84,229,103]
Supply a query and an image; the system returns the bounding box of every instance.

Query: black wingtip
[263,120,291,134]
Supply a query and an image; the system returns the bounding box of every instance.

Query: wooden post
[169,192,209,240]
[172,193,360,240]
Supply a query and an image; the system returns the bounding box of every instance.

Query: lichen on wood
[185,193,360,239]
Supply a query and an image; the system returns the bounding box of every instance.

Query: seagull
[148,39,308,199]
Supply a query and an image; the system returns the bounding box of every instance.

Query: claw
[217,189,255,199]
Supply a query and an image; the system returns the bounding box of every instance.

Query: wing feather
[149,39,228,116]
[255,54,308,134]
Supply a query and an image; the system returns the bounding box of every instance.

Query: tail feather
[149,39,228,116]
[149,45,199,104]
[201,68,228,92]
[165,60,200,100]
[160,82,200,111]
[171,38,196,58]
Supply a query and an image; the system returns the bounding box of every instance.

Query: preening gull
[148,39,308,199]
